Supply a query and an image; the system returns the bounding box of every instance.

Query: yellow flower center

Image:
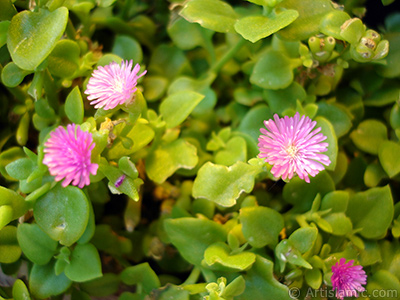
[286,144,299,158]
[113,78,124,93]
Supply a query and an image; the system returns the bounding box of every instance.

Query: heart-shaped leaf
[192,161,261,207]
[120,263,160,294]
[250,50,293,90]
[236,256,292,300]
[346,185,393,239]
[240,206,284,248]
[160,90,204,128]
[350,119,388,155]
[34,185,90,246]
[215,136,247,166]
[235,10,298,43]
[29,260,71,299]
[288,227,318,254]
[64,243,102,282]
[7,7,69,71]
[203,242,256,271]
[164,218,227,266]
[17,223,58,265]
[47,40,80,78]
[180,0,238,33]
[146,139,198,183]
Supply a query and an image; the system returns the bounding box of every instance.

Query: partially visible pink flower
[331,258,367,300]
[85,60,146,110]
[258,112,331,183]
[43,124,98,188]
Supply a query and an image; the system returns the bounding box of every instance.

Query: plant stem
[182,267,201,285]
[210,37,246,74]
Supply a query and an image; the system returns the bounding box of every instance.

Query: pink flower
[85,60,146,110]
[258,112,331,183]
[331,258,367,300]
[43,124,98,188]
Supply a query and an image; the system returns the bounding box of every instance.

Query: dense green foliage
[1,0,400,299]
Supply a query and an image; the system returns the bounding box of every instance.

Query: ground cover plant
[1,0,400,299]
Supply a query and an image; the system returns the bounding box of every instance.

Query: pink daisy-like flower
[43,124,99,188]
[331,258,367,300]
[85,60,146,110]
[258,112,331,183]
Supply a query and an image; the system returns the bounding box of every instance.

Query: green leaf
[0,226,21,263]
[0,0,17,21]
[12,279,31,300]
[350,119,388,155]
[160,90,204,128]
[288,227,318,254]
[240,206,284,248]
[80,273,120,297]
[304,269,322,289]
[236,256,292,300]
[146,139,198,183]
[34,185,90,246]
[263,82,306,115]
[283,172,335,212]
[5,157,35,180]
[277,0,334,40]
[0,186,29,229]
[203,242,256,271]
[379,141,400,178]
[234,10,298,43]
[317,102,352,138]
[359,240,382,266]
[347,185,394,239]
[168,76,217,116]
[250,50,293,90]
[112,35,143,64]
[7,7,69,71]
[180,0,238,33]
[319,10,351,40]
[340,18,364,44]
[65,86,84,124]
[192,161,260,207]
[377,33,400,78]
[323,213,352,236]
[366,270,400,300]
[143,76,168,102]
[106,123,154,160]
[120,263,160,294]
[17,223,58,265]
[0,21,10,48]
[215,136,247,166]
[47,40,80,78]
[238,104,272,142]
[29,260,72,299]
[364,162,387,187]
[275,240,312,270]
[364,87,400,107]
[168,17,213,50]
[1,62,31,87]
[315,116,338,170]
[320,191,349,213]
[148,45,190,79]
[99,160,142,201]
[390,103,400,129]
[164,217,227,266]
[35,98,56,119]
[64,243,102,282]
